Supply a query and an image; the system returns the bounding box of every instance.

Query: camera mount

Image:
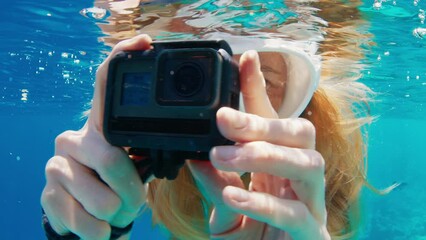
[130,148,209,183]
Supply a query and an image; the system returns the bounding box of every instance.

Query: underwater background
[0,0,425,239]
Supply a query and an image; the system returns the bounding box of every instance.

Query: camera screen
[121,72,152,106]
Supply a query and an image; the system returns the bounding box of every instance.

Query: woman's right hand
[41,35,153,240]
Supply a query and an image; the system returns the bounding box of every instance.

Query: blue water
[1,0,425,239]
[358,1,426,239]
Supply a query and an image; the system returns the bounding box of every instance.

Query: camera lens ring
[172,62,204,97]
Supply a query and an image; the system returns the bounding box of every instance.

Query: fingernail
[242,50,266,90]
[249,51,266,87]
[246,50,259,62]
[212,146,239,161]
[246,50,261,68]
[226,186,250,202]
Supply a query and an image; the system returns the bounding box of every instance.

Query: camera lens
[173,63,204,97]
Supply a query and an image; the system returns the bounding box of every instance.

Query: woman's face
[233,52,287,111]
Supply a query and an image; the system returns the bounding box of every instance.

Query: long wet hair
[94,0,390,239]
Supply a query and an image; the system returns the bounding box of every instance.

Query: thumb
[187,160,244,235]
[239,50,278,119]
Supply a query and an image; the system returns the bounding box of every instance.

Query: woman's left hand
[188,51,331,240]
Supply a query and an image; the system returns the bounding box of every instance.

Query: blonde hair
[147,90,370,240]
[92,0,392,238]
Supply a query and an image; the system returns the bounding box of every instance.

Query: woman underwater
[41,0,388,239]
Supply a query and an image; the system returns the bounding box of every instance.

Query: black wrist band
[42,209,134,240]
[42,211,79,240]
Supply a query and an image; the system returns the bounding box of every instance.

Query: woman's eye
[265,78,272,87]
[265,79,273,92]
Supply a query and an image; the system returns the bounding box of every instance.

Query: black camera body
[103,40,239,180]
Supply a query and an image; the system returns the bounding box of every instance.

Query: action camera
[103,40,240,181]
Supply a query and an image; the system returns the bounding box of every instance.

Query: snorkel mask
[203,33,320,118]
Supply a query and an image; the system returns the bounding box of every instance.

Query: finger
[217,107,316,149]
[187,160,244,235]
[45,155,122,223]
[239,50,277,119]
[41,183,110,240]
[210,142,326,222]
[211,142,324,185]
[90,34,153,131]
[222,186,325,240]
[55,130,146,227]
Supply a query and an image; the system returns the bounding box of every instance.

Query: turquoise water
[363,119,426,239]
[0,0,425,239]
[359,1,426,239]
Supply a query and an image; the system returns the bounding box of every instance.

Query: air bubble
[413,28,426,39]
[80,7,109,21]
[419,9,425,24]
[21,89,29,102]
[63,71,70,80]
[373,0,382,10]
